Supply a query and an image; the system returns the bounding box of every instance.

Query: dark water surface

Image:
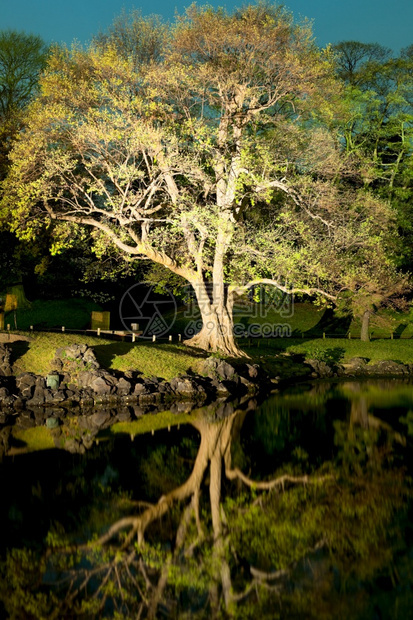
[1,379,413,618]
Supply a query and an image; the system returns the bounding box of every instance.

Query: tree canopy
[1,4,406,353]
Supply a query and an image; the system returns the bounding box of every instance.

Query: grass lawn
[2,296,412,378]
[276,338,413,364]
[4,298,102,331]
[6,330,413,381]
[8,331,207,379]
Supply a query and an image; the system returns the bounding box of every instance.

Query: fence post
[132,333,136,343]
[97,327,101,337]
[152,334,156,342]
[391,332,394,340]
[323,332,325,339]
[178,334,182,342]
[62,326,65,332]
[169,335,172,342]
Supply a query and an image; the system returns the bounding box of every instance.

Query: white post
[97,327,101,336]
[62,326,65,332]
[132,333,136,342]
[152,334,156,342]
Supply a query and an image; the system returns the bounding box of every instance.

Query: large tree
[1,4,400,354]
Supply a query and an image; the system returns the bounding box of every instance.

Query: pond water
[0,379,413,619]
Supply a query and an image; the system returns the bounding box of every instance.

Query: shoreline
[0,341,412,458]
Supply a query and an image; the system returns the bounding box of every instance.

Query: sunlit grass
[244,338,413,367]
[9,332,206,379]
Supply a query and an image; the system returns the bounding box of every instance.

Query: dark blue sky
[1,0,412,53]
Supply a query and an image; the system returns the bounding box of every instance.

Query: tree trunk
[360,310,371,342]
[183,281,243,357]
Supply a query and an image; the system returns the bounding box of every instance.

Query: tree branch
[230,279,337,302]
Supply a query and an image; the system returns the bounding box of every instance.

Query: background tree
[0,29,48,179]
[332,40,391,85]
[93,8,169,68]
[1,5,403,354]
[335,41,413,272]
[0,30,49,313]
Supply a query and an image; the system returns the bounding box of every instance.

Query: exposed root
[225,467,333,490]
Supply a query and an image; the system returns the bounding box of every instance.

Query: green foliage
[0,29,49,180]
[2,3,405,355]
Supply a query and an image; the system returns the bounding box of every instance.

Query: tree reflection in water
[1,382,413,619]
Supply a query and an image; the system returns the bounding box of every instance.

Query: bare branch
[225,466,333,490]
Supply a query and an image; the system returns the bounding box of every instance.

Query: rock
[342,357,369,375]
[198,357,238,383]
[16,373,37,399]
[139,392,164,405]
[211,379,231,397]
[0,386,10,402]
[50,344,100,375]
[0,344,13,377]
[26,385,46,406]
[366,360,409,375]
[90,376,112,395]
[35,376,46,389]
[239,376,258,393]
[245,363,259,379]
[44,390,66,404]
[0,412,9,425]
[169,376,207,400]
[305,359,335,378]
[116,377,132,396]
[133,380,152,396]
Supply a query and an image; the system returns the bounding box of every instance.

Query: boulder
[198,357,239,383]
[0,344,12,377]
[341,357,369,376]
[169,375,207,400]
[26,385,46,407]
[366,360,409,376]
[305,359,335,378]
[16,373,37,399]
[116,377,132,396]
[50,344,100,375]
[90,376,112,395]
